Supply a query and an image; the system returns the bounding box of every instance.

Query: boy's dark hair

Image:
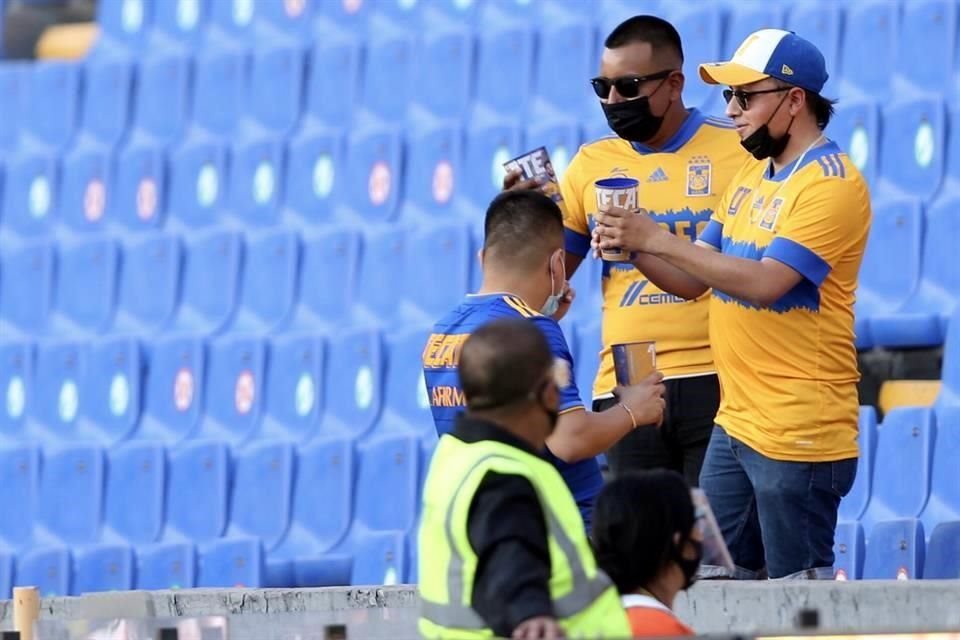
[604,15,684,65]
[483,190,564,270]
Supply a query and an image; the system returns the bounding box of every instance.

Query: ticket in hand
[503,146,565,206]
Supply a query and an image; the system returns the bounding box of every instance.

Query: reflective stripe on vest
[419,453,615,629]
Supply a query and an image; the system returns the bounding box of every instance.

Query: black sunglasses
[590,69,675,100]
[723,87,790,110]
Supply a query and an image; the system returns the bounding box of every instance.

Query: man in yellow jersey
[418,318,631,640]
[593,29,869,580]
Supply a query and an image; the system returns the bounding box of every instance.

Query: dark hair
[591,470,695,594]
[483,190,564,270]
[459,318,554,411]
[604,15,684,65]
[806,90,837,129]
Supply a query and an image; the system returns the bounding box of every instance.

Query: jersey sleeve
[532,316,584,413]
[763,175,870,288]
[560,154,592,258]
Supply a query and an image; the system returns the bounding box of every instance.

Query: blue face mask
[540,254,566,316]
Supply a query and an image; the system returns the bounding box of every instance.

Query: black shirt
[451,415,554,638]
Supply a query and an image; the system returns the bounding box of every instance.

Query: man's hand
[550,282,575,322]
[614,371,667,428]
[512,616,565,639]
[502,168,543,193]
[595,205,668,254]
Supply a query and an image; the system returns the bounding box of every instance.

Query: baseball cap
[699,29,828,94]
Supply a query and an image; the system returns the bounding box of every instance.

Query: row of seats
[0,430,432,597]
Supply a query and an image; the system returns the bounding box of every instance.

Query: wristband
[618,402,638,429]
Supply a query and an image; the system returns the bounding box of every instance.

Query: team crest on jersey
[686,156,712,197]
[759,197,785,231]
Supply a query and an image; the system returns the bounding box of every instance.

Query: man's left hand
[551,282,575,322]
[594,206,665,254]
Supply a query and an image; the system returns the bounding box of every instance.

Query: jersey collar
[621,593,673,613]
[765,139,840,182]
[630,108,706,155]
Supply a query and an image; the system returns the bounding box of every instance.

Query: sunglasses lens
[591,79,611,99]
[614,79,641,99]
[722,89,733,104]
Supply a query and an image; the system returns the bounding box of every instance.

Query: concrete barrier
[3,582,960,637]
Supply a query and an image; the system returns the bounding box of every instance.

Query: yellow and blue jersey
[422,293,602,526]
[699,139,871,462]
[561,109,749,399]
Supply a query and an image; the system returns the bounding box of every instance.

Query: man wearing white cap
[593,29,872,580]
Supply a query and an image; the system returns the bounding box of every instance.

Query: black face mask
[601,78,670,143]
[674,538,703,590]
[740,92,794,160]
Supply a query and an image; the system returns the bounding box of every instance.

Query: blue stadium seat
[167,138,228,230]
[79,58,133,147]
[200,441,294,588]
[474,20,535,118]
[785,3,842,99]
[412,28,473,121]
[405,222,472,324]
[77,337,141,445]
[422,0,481,28]
[112,142,166,230]
[863,519,925,580]
[195,335,266,445]
[151,0,207,49]
[137,335,205,443]
[1,151,58,238]
[828,99,880,188]
[96,0,153,52]
[463,119,523,214]
[103,441,165,545]
[192,49,245,139]
[227,135,285,227]
[167,229,242,335]
[667,4,724,112]
[855,199,923,350]
[0,63,26,151]
[469,221,483,293]
[402,122,463,220]
[131,52,191,144]
[341,128,403,222]
[37,444,105,546]
[265,435,354,588]
[833,521,864,580]
[260,334,324,443]
[284,227,358,333]
[0,444,40,552]
[359,28,414,125]
[14,547,70,597]
[24,62,80,151]
[0,342,33,443]
[896,0,956,95]
[72,543,134,594]
[304,37,361,130]
[724,4,784,58]
[924,521,960,579]
[880,97,947,203]
[205,0,257,45]
[0,240,54,337]
[862,408,935,532]
[524,118,581,185]
[356,435,421,532]
[114,233,181,335]
[58,147,111,233]
[248,42,305,136]
[228,229,299,334]
[370,0,422,31]
[532,20,596,121]
[27,341,85,441]
[322,328,384,437]
[839,0,896,101]
[256,0,314,42]
[870,196,960,348]
[941,311,960,406]
[0,552,10,600]
[920,411,960,540]
[357,225,407,327]
[351,530,408,586]
[50,237,119,337]
[381,326,433,435]
[574,321,602,405]
[839,407,878,523]
[945,108,960,188]
[283,127,343,225]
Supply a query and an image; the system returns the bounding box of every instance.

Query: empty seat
[341,128,403,222]
[941,311,960,405]
[315,0,368,33]
[351,529,408,586]
[24,62,80,151]
[833,521,864,580]
[0,240,55,336]
[360,29,415,124]
[113,233,181,335]
[0,342,33,442]
[50,237,119,336]
[206,0,257,45]
[229,229,299,334]
[37,444,105,546]
[785,3,842,98]
[924,521,960,579]
[322,328,384,437]
[669,5,724,111]
[828,99,880,187]
[533,20,596,120]
[167,229,243,335]
[402,122,463,220]
[131,52,191,144]
[103,441,165,545]
[96,0,153,51]
[839,0,896,101]
[228,136,286,226]
[0,64,26,151]
[151,0,206,49]
[0,444,40,551]
[304,37,361,130]
[724,4,783,58]
[920,412,960,539]
[283,127,343,225]
[474,20,535,117]
[58,147,112,233]
[287,227,360,332]
[356,225,407,327]
[167,138,228,230]
[195,335,266,445]
[112,142,166,230]
[256,0,314,42]
[1,152,58,238]
[463,119,522,214]
[404,222,472,324]
[260,334,325,444]
[28,341,86,441]
[77,337,141,445]
[838,406,878,523]
[381,326,434,435]
[137,335,205,443]
[880,97,947,203]
[79,58,133,147]
[863,519,925,580]
[248,42,305,136]
[896,0,956,95]
[192,49,245,139]
[413,28,473,121]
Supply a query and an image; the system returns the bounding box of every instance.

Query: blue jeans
[699,426,857,579]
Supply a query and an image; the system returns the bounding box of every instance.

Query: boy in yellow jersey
[593,29,869,580]
[508,16,749,486]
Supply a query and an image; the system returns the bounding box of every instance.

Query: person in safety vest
[418,318,631,640]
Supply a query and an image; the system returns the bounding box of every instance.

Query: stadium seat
[0,63,26,151]
[103,441,165,545]
[880,97,947,203]
[14,547,70,597]
[863,519,925,580]
[151,0,206,50]
[474,20,535,118]
[24,62,80,150]
[920,411,960,541]
[524,118,581,184]
[287,227,360,333]
[940,311,960,406]
[404,222,472,324]
[228,135,286,227]
[855,199,923,348]
[112,142,166,231]
[79,58,133,147]
[421,0,481,28]
[322,327,384,438]
[360,28,415,125]
[861,408,935,532]
[166,139,228,230]
[247,42,305,136]
[380,326,434,435]
[0,240,55,337]
[924,521,960,579]
[28,341,85,441]
[58,147,111,233]
[304,37,362,130]
[402,121,464,220]
[833,521,864,580]
[351,529,408,586]
[838,406,878,523]
[192,49,245,139]
[0,444,40,552]
[113,233,181,335]
[0,553,10,600]
[256,0,314,42]
[463,119,523,214]
[72,543,134,594]
[785,3,842,99]
[205,0,257,46]
[265,435,354,588]
[0,342,33,442]
[667,4,724,112]
[284,127,343,225]
[869,195,960,348]
[167,228,242,336]
[356,225,408,327]
[77,337,141,445]
[896,0,956,96]
[1,151,58,238]
[137,335,205,443]
[355,434,420,533]
[839,0,896,101]
[131,52,191,144]
[532,19,596,120]
[340,128,404,222]
[724,4,784,58]
[50,237,119,337]
[828,99,880,188]
[37,444,105,545]
[260,334,325,443]
[195,335,266,445]
[228,229,299,334]
[370,0,422,31]
[412,28,473,121]
[574,321,603,406]
[96,0,153,52]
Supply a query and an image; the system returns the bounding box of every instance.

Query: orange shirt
[622,594,695,638]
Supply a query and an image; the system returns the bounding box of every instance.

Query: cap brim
[699,62,770,87]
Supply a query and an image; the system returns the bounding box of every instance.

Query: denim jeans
[699,426,857,579]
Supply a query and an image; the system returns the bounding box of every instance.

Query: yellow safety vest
[417,435,631,639]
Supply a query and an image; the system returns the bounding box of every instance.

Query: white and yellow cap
[699,29,828,94]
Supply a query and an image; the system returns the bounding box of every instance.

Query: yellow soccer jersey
[698,139,871,462]
[562,109,748,399]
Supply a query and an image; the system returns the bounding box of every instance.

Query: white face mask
[539,253,566,316]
